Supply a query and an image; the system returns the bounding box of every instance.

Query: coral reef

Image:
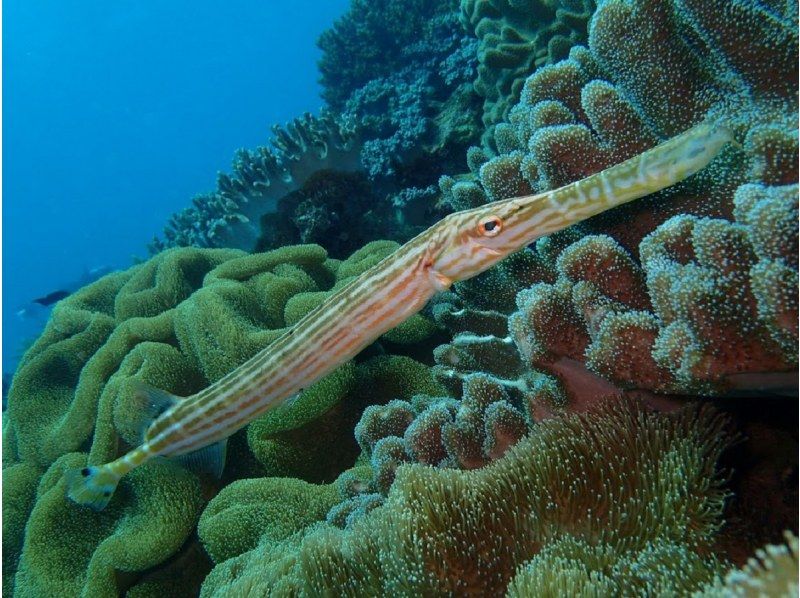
[6,0,798,593]
[254,170,395,258]
[153,113,363,253]
[319,0,485,232]
[198,400,733,595]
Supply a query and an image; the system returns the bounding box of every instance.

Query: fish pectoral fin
[173,439,228,479]
[428,268,454,291]
[130,379,182,443]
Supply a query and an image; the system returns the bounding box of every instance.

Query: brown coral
[440,0,798,397]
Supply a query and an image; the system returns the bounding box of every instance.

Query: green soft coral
[198,477,339,564]
[2,462,42,596]
[14,454,204,597]
[4,240,441,596]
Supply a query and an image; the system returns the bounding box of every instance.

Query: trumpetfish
[66,122,733,510]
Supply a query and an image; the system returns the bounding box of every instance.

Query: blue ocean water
[2,0,349,375]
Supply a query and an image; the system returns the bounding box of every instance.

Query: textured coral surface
[199,401,735,595]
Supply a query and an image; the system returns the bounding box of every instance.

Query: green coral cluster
[3,241,442,596]
[198,400,734,595]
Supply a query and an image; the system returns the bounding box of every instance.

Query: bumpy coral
[507,536,722,597]
[700,531,798,597]
[199,399,733,595]
[2,462,41,596]
[198,477,339,565]
[3,240,442,595]
[346,372,531,502]
[508,184,798,396]
[440,0,798,396]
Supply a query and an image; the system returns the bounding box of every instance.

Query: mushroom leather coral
[3,241,441,596]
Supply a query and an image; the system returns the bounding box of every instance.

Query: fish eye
[477,215,502,237]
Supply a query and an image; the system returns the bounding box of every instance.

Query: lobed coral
[13,455,204,598]
[461,0,597,144]
[508,186,798,396]
[2,240,443,595]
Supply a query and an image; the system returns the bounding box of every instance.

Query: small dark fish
[32,289,71,306]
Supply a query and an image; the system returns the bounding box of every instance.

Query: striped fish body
[66,121,732,509]
[145,239,439,457]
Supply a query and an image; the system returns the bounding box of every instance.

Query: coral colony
[4,0,797,596]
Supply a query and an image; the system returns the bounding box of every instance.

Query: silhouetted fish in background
[16,265,112,319]
[32,289,71,306]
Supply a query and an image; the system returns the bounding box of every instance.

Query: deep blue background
[3,0,349,373]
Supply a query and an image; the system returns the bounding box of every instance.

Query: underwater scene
[2,0,798,596]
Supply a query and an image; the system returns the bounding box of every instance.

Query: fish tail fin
[65,464,120,511]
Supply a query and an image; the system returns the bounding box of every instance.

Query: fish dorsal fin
[129,380,181,443]
[173,440,228,478]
